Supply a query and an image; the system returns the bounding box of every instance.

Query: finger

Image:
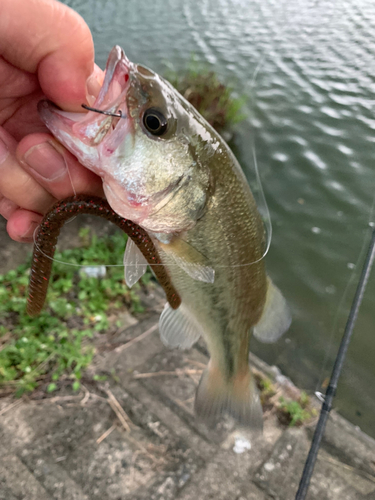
[17,134,104,200]
[7,209,43,243]
[0,135,56,213]
[0,0,102,110]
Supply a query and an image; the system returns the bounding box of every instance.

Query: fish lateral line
[26,195,181,316]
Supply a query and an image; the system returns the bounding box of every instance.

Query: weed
[278,392,317,427]
[165,59,246,135]
[259,376,276,397]
[0,230,152,396]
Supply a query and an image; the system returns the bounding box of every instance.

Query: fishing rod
[295,227,375,500]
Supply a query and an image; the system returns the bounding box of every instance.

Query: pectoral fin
[253,278,292,343]
[158,238,215,284]
[123,238,148,288]
[159,302,202,350]
[169,253,215,283]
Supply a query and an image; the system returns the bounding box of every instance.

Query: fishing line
[65,156,77,200]
[249,54,266,90]
[31,231,271,270]
[295,227,375,500]
[314,191,375,395]
[251,139,272,260]
[243,52,272,262]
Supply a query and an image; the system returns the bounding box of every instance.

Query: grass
[166,59,246,136]
[255,372,317,427]
[0,229,152,397]
[278,392,317,427]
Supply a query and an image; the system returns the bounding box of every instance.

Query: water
[62,0,375,437]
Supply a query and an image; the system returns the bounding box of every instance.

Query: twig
[126,434,166,466]
[184,358,206,368]
[0,332,11,353]
[133,368,202,379]
[130,449,142,482]
[104,388,133,432]
[28,395,83,405]
[29,352,57,378]
[185,370,201,385]
[80,385,90,406]
[174,397,195,412]
[96,423,116,444]
[320,455,375,484]
[115,324,158,353]
[268,389,284,406]
[0,399,23,416]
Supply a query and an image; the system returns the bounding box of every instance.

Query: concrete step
[0,454,51,500]
[254,427,375,500]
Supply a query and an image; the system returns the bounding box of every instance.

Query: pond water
[62,0,375,438]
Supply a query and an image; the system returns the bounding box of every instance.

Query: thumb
[0,0,102,111]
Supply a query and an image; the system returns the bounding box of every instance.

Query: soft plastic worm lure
[27,195,181,316]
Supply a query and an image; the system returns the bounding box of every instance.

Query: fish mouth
[38,46,133,164]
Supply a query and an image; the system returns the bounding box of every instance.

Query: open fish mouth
[38,46,133,161]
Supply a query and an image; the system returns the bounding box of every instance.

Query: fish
[38,45,291,428]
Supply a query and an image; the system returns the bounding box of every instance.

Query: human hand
[0,0,104,243]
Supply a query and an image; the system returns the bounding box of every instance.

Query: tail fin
[194,361,263,430]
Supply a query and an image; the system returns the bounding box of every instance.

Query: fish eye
[143,108,168,136]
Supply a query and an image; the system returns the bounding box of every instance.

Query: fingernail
[23,142,66,181]
[0,137,9,164]
[20,220,40,241]
[86,74,102,105]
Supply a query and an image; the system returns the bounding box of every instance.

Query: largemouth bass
[38,46,291,428]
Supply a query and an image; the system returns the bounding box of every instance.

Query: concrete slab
[254,427,374,500]
[0,454,51,500]
[176,457,268,500]
[93,315,165,378]
[15,400,112,499]
[316,410,375,478]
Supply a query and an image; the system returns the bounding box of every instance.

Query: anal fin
[159,302,202,350]
[253,277,292,343]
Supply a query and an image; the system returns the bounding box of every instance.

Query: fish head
[39,46,221,235]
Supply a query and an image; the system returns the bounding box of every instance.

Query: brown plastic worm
[27,195,181,316]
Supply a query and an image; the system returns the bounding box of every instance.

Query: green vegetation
[0,230,152,397]
[255,371,317,427]
[278,392,317,427]
[166,60,246,135]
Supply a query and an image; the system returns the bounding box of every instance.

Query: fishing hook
[81,104,125,118]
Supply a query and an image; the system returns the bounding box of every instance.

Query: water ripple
[304,150,328,171]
